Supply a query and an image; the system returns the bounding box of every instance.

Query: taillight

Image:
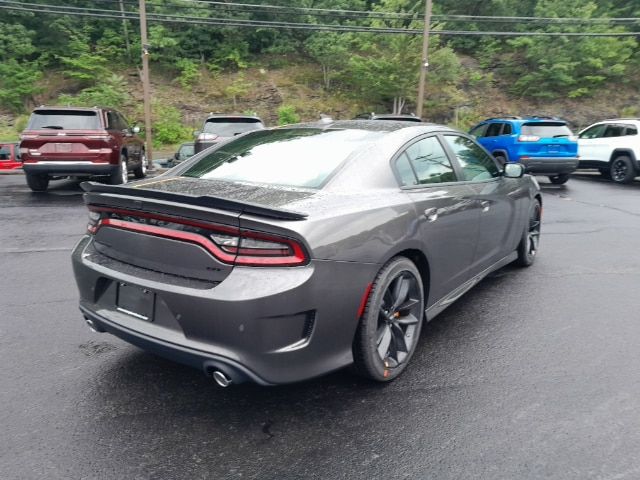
[197,132,219,141]
[518,135,540,142]
[86,207,308,267]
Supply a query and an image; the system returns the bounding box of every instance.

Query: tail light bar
[86,207,308,267]
[197,132,219,141]
[518,135,540,142]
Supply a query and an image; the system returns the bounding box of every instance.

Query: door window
[443,135,501,181]
[502,123,512,135]
[579,124,606,139]
[402,136,457,185]
[603,125,625,137]
[485,123,503,137]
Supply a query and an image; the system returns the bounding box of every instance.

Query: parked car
[470,116,578,184]
[577,118,640,184]
[156,142,195,168]
[72,120,541,386]
[20,106,146,192]
[194,114,265,154]
[355,113,422,122]
[0,142,21,170]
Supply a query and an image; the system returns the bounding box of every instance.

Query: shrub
[277,105,300,125]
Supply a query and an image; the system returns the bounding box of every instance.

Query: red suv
[20,107,147,192]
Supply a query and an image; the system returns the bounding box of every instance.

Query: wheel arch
[609,149,637,165]
[384,248,431,307]
[492,149,509,162]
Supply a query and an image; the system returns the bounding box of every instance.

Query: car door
[477,122,504,153]
[441,134,525,274]
[394,134,480,305]
[578,124,609,166]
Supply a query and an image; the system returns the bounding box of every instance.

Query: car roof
[31,106,107,112]
[482,116,567,124]
[204,114,263,122]
[284,119,442,133]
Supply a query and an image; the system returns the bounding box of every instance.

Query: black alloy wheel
[516,199,541,267]
[610,156,636,184]
[353,257,424,382]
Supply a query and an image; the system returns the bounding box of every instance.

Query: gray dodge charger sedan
[72,120,541,386]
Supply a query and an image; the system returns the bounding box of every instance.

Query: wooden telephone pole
[139,0,153,167]
[416,0,433,119]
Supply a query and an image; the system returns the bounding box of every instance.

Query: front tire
[110,154,128,185]
[515,199,541,267]
[610,156,636,184]
[353,257,425,382]
[25,173,49,192]
[548,174,570,185]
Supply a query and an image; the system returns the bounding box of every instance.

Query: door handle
[480,200,491,212]
[423,207,438,222]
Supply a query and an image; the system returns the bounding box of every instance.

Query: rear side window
[625,126,638,136]
[521,122,573,138]
[27,110,100,130]
[402,136,456,184]
[443,135,501,181]
[203,118,264,137]
[502,123,512,135]
[183,128,383,189]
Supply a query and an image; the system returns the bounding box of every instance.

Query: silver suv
[577,119,640,184]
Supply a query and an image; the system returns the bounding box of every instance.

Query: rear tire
[25,173,49,192]
[515,199,541,267]
[352,257,424,382]
[110,154,128,185]
[610,156,636,184]
[493,154,507,167]
[133,150,147,179]
[548,174,570,185]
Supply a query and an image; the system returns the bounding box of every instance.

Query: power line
[1,1,639,37]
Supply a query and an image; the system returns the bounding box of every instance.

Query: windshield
[182,128,383,189]
[521,122,573,138]
[203,119,264,137]
[27,110,100,130]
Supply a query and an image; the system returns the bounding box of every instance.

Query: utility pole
[416,0,433,119]
[119,0,131,58]
[139,0,153,167]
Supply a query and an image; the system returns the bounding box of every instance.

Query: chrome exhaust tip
[212,370,232,387]
[85,318,98,333]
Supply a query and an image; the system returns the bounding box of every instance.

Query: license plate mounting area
[116,282,155,321]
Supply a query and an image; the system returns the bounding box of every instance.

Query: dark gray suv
[194,114,264,154]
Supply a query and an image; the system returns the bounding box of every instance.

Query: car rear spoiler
[81,182,308,221]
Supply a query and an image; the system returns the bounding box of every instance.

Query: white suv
[577,119,640,184]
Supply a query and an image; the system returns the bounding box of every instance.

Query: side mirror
[132,126,141,134]
[504,163,525,178]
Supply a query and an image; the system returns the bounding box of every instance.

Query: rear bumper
[71,236,378,385]
[518,157,579,175]
[23,161,117,176]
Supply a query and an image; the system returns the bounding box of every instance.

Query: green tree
[0,23,41,112]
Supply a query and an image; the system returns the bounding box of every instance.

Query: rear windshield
[27,110,100,130]
[182,128,383,189]
[203,118,264,137]
[521,122,573,138]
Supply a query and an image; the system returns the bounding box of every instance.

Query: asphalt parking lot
[2,172,640,480]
